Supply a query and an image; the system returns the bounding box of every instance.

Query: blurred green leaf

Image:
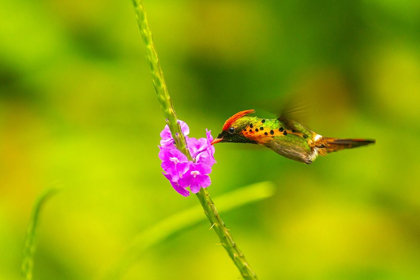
[21,187,61,280]
[103,181,276,279]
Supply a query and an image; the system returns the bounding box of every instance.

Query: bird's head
[211,109,257,145]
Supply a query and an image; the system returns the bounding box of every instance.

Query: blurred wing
[275,94,312,134]
[278,93,309,124]
[254,93,309,128]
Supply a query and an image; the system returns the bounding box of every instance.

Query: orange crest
[222,109,255,131]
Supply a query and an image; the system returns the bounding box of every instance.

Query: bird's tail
[315,137,375,156]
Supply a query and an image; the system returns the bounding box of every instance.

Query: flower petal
[196,151,216,167]
[189,174,211,193]
[160,126,171,140]
[178,175,193,188]
[160,138,175,148]
[176,162,190,176]
[206,129,215,154]
[178,120,190,136]
[159,148,189,180]
[206,129,214,143]
[194,162,212,175]
[169,149,189,162]
[158,147,168,161]
[198,175,211,188]
[189,179,201,193]
[163,173,190,197]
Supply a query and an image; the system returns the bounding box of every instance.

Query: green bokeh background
[1,0,420,279]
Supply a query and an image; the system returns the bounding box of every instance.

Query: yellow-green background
[1,0,420,279]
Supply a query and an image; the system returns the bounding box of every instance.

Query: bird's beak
[211,137,223,145]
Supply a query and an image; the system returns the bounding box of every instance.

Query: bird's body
[211,109,375,164]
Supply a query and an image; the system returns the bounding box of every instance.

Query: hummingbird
[211,109,375,164]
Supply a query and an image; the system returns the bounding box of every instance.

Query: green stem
[21,187,60,280]
[131,1,258,279]
[196,189,258,279]
[131,0,190,158]
[103,182,274,279]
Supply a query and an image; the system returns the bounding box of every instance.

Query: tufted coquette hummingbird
[211,109,375,164]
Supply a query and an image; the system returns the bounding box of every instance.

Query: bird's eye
[228,127,235,134]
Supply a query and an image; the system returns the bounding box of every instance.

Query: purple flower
[187,130,216,167]
[159,121,215,196]
[179,163,212,193]
[203,129,216,165]
[187,137,207,158]
[163,173,190,197]
[160,120,189,148]
[205,129,215,155]
[159,147,190,181]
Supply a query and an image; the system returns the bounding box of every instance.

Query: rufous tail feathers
[315,137,375,156]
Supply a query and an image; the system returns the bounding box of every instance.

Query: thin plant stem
[131,1,259,278]
[103,181,275,279]
[21,187,60,280]
[131,0,190,159]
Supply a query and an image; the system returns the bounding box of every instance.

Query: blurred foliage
[21,187,60,280]
[1,0,420,279]
[103,181,275,279]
